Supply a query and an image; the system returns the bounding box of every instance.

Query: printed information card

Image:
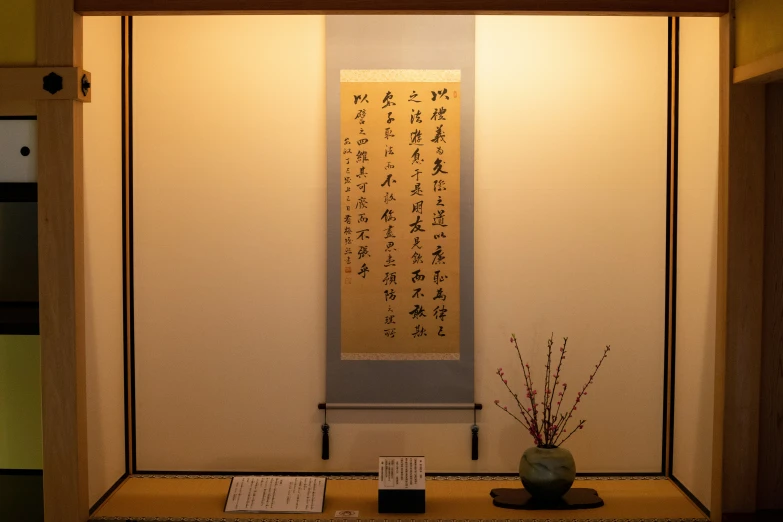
[379,456,426,490]
[224,476,326,514]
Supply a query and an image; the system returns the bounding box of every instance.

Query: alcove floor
[90,475,707,521]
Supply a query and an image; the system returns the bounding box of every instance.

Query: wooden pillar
[713,3,766,520]
[758,82,783,512]
[36,0,89,520]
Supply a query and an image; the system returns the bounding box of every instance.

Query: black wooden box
[378,489,425,514]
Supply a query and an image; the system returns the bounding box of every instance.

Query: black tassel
[471,424,479,460]
[322,423,330,460]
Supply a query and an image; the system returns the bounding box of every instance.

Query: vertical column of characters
[352,92,371,286]
[408,87,428,340]
[429,86,451,339]
[380,87,400,340]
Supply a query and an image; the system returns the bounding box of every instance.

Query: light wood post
[36,0,90,520]
[713,3,766,519]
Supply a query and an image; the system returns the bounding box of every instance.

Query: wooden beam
[714,3,766,519]
[37,0,89,521]
[0,99,36,116]
[0,67,92,102]
[73,0,728,16]
[733,49,783,84]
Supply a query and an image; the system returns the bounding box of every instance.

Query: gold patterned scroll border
[341,352,460,361]
[340,69,461,83]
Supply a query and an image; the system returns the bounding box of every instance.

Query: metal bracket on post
[81,74,91,97]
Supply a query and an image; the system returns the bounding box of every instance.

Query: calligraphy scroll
[340,70,461,360]
[326,16,474,403]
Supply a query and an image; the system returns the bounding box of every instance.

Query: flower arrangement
[494,333,611,448]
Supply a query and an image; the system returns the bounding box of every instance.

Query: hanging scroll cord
[472,406,479,460]
[322,406,330,460]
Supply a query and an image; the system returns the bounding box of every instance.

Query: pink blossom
[510,337,513,343]
[503,379,508,384]
[503,406,508,410]
[494,399,499,404]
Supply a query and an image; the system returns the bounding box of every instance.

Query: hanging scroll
[340,71,461,360]
[326,16,474,403]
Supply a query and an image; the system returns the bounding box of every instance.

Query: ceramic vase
[518,446,576,501]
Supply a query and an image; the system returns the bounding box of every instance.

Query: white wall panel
[474,16,667,473]
[0,119,36,182]
[133,15,667,473]
[84,16,126,507]
[673,16,719,510]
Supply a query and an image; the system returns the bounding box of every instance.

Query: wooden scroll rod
[318,403,482,410]
[0,67,92,103]
[317,403,483,461]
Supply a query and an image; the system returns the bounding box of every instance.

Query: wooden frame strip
[35,2,747,522]
[733,49,783,84]
[662,15,680,479]
[120,14,137,477]
[0,67,91,102]
[73,0,729,16]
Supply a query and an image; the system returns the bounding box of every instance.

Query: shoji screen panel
[474,16,668,473]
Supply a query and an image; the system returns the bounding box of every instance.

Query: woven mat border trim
[132,475,667,481]
[90,517,708,522]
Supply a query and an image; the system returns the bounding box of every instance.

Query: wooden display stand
[490,487,604,510]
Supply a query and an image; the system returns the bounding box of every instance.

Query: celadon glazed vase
[519,446,577,500]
